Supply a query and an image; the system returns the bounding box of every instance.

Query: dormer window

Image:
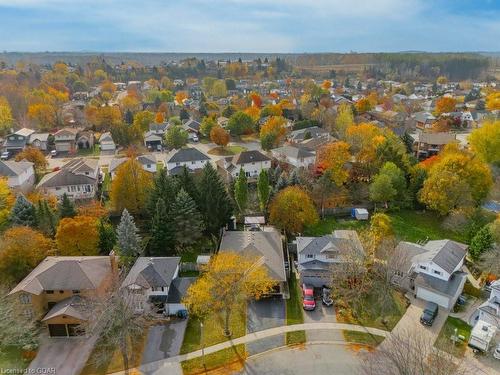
[46,290,54,294]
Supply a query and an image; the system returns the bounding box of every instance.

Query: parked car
[191,135,199,142]
[156,144,162,152]
[420,301,438,326]
[322,287,333,306]
[1,151,10,160]
[50,150,57,157]
[302,283,316,311]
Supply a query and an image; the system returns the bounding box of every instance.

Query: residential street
[246,298,286,355]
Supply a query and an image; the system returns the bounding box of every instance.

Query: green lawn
[343,331,385,346]
[286,273,306,345]
[181,344,246,375]
[0,346,31,371]
[434,317,472,358]
[180,304,246,355]
[180,236,215,263]
[207,145,247,156]
[78,144,100,156]
[304,210,467,243]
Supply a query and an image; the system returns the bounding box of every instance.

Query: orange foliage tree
[15,147,48,172]
[435,97,456,115]
[321,80,332,90]
[316,141,352,186]
[486,91,500,111]
[249,92,262,108]
[55,216,99,256]
[346,123,386,165]
[355,97,373,114]
[175,91,188,105]
[259,116,286,149]
[155,112,165,124]
[210,126,230,147]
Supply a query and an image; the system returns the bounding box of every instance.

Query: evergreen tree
[171,189,204,251]
[125,109,134,125]
[98,218,116,255]
[147,168,180,216]
[470,225,493,261]
[177,166,199,206]
[116,209,141,263]
[289,169,300,186]
[234,168,248,213]
[197,163,233,234]
[257,169,270,212]
[274,172,288,193]
[9,194,37,227]
[272,165,282,186]
[59,193,76,218]
[149,198,175,255]
[37,200,57,237]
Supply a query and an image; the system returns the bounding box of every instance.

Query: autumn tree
[335,103,354,139]
[183,252,275,336]
[346,123,386,175]
[200,116,217,138]
[0,226,53,285]
[269,186,318,234]
[132,110,155,132]
[197,163,233,234]
[210,126,230,147]
[485,91,500,111]
[55,216,99,256]
[369,162,406,208]
[435,96,457,115]
[154,111,165,124]
[316,141,351,186]
[175,91,188,105]
[27,103,57,131]
[260,116,286,150]
[355,97,373,113]
[10,194,37,227]
[164,125,188,149]
[227,111,254,135]
[234,168,248,213]
[257,169,271,212]
[15,147,47,174]
[116,209,141,265]
[468,120,500,165]
[170,189,204,251]
[110,158,153,215]
[0,178,14,230]
[0,96,13,135]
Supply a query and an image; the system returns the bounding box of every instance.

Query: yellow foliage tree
[346,123,385,165]
[259,116,286,147]
[468,120,500,164]
[0,96,13,135]
[355,97,373,113]
[0,178,14,229]
[244,106,260,122]
[435,96,456,115]
[55,216,99,256]
[110,158,153,214]
[28,103,57,130]
[15,147,48,173]
[175,91,188,105]
[316,141,352,186]
[0,226,53,284]
[269,186,319,234]
[183,252,275,336]
[486,91,500,111]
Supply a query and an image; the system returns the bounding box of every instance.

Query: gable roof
[166,277,197,304]
[297,230,364,258]
[122,257,180,289]
[137,154,157,165]
[231,150,270,165]
[55,127,78,138]
[290,126,329,141]
[41,295,89,322]
[0,160,34,177]
[420,240,468,274]
[167,147,210,163]
[9,256,112,296]
[109,157,128,173]
[219,228,286,282]
[272,145,315,159]
[37,158,98,188]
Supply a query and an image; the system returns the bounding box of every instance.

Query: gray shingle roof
[122,257,180,289]
[219,228,286,282]
[0,160,33,177]
[423,240,468,274]
[37,158,98,188]
[41,295,89,322]
[166,277,197,303]
[167,148,210,163]
[415,271,467,297]
[231,150,270,165]
[137,154,157,165]
[272,145,314,159]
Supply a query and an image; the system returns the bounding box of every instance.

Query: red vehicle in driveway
[302,283,316,311]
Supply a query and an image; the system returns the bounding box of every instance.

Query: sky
[0,0,499,53]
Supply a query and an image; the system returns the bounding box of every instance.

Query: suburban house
[165,147,210,175]
[2,128,35,154]
[271,144,316,168]
[54,127,79,153]
[414,112,436,130]
[98,132,116,152]
[411,130,456,160]
[144,130,163,150]
[28,132,50,151]
[218,227,288,298]
[217,116,229,128]
[475,280,500,327]
[216,150,271,181]
[108,157,127,180]
[288,126,331,143]
[391,240,468,309]
[137,154,158,174]
[121,257,181,314]
[37,158,100,200]
[76,130,94,150]
[0,160,36,192]
[295,230,365,287]
[8,255,116,337]
[182,119,201,139]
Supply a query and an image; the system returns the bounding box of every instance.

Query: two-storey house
[8,255,116,337]
[3,128,35,154]
[54,128,78,153]
[216,150,271,181]
[476,280,500,327]
[165,147,210,175]
[0,160,35,192]
[37,158,99,200]
[271,144,316,169]
[391,240,468,309]
[295,230,365,287]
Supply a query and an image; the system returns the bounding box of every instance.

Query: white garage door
[416,287,450,309]
[56,143,71,152]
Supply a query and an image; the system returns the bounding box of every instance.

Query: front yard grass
[81,329,148,375]
[286,273,306,345]
[78,144,100,157]
[0,346,31,371]
[304,210,467,243]
[434,317,472,358]
[207,145,247,156]
[180,304,246,355]
[181,344,246,375]
[343,331,385,346]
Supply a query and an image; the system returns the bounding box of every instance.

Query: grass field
[304,210,468,243]
[181,344,247,375]
[343,331,385,346]
[434,317,472,358]
[286,273,306,345]
[207,145,247,156]
[0,346,31,371]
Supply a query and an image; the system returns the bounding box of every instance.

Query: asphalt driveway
[141,319,187,367]
[247,298,286,355]
[303,300,343,342]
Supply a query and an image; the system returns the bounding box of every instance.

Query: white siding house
[0,160,36,192]
[165,147,210,175]
[216,150,271,181]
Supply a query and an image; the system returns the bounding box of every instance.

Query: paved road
[238,343,362,375]
[141,320,187,367]
[28,335,98,375]
[247,298,285,355]
[303,302,343,342]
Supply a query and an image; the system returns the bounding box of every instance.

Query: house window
[85,172,89,175]
[147,164,151,168]
[191,161,195,165]
[23,309,34,319]
[306,254,314,259]
[433,270,441,276]
[176,162,180,166]
[59,290,64,294]
[419,265,427,271]
[326,253,338,259]
[46,290,54,294]
[72,290,80,294]
[19,293,31,304]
